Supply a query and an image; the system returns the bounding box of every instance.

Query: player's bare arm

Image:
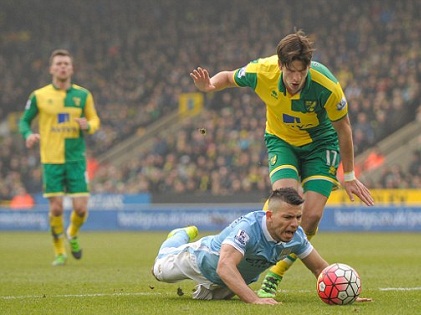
[217,244,278,305]
[300,248,329,278]
[190,68,237,93]
[332,117,374,206]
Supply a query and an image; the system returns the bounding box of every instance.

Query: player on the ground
[190,30,374,297]
[152,188,372,304]
[19,49,100,266]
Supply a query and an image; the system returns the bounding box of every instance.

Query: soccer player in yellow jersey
[190,31,374,297]
[19,49,100,266]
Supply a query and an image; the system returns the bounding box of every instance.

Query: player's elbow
[216,261,225,278]
[216,259,231,280]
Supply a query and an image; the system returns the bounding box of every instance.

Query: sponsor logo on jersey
[283,114,316,129]
[283,114,301,123]
[244,257,271,269]
[50,126,78,133]
[57,113,70,123]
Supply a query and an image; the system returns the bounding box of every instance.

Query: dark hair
[268,187,304,206]
[49,49,72,66]
[276,30,315,69]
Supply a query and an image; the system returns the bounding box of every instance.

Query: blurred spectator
[0,0,420,196]
[87,151,99,181]
[363,146,385,172]
[379,164,409,189]
[408,150,421,175]
[353,112,375,155]
[10,186,34,209]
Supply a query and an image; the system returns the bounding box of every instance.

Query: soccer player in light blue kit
[152,188,372,304]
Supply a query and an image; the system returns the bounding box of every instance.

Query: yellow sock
[269,253,297,276]
[269,229,318,277]
[67,211,88,238]
[306,229,317,240]
[50,214,65,256]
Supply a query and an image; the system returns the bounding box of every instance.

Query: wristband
[343,171,356,182]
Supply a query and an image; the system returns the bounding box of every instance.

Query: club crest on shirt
[234,230,250,246]
[73,97,81,107]
[305,101,317,112]
[337,97,347,110]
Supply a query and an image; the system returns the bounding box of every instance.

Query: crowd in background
[1,0,420,203]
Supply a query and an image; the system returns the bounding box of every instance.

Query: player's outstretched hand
[356,296,373,302]
[252,297,279,305]
[190,67,215,92]
[344,179,374,206]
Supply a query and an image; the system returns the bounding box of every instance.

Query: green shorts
[265,133,340,197]
[42,161,89,197]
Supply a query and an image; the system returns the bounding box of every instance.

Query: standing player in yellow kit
[19,49,100,266]
[191,31,374,297]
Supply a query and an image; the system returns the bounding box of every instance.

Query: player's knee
[48,196,64,214]
[301,213,322,234]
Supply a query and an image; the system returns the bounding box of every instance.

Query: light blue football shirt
[192,211,313,286]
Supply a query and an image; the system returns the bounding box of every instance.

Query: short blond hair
[49,49,72,66]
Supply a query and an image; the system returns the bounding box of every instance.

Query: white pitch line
[379,287,421,291]
[1,292,160,300]
[2,287,420,300]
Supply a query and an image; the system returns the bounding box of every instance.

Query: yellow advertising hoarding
[327,189,421,206]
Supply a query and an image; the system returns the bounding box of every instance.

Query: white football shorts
[152,240,234,300]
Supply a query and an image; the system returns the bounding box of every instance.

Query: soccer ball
[316,263,361,305]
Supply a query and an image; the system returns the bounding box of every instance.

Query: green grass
[0,231,420,315]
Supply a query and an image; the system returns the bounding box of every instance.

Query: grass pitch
[0,231,420,315]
